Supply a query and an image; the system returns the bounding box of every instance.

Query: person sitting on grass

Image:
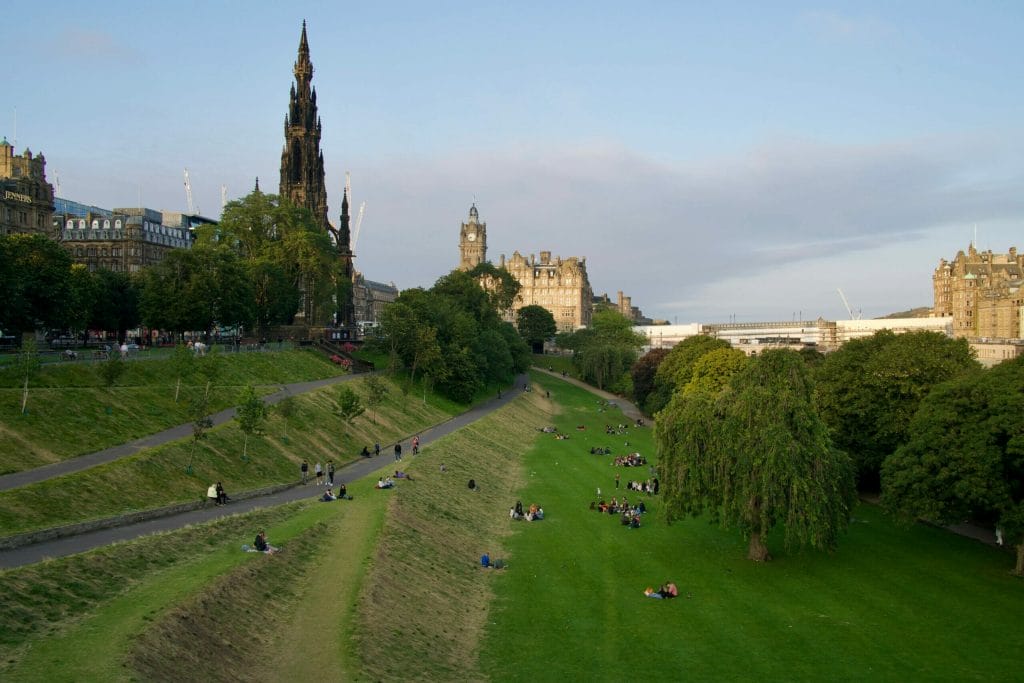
[208,483,219,505]
[376,477,395,489]
[360,445,371,458]
[253,530,278,554]
[321,487,337,502]
[216,481,229,505]
[481,552,491,568]
[658,582,678,598]
[630,514,642,529]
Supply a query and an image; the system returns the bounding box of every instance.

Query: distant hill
[877,307,933,319]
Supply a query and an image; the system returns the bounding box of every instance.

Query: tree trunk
[175,377,181,403]
[242,433,249,461]
[21,376,29,414]
[1015,543,1023,577]
[748,530,771,562]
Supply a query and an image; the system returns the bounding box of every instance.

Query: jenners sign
[4,190,31,203]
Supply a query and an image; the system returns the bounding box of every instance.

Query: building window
[66,219,74,230]
[91,219,99,229]
[115,219,122,229]
[104,220,111,230]
[79,219,86,229]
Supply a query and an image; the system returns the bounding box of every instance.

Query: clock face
[467,232,476,242]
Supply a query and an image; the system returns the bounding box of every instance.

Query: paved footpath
[532,366,645,421]
[0,374,527,569]
[0,374,359,492]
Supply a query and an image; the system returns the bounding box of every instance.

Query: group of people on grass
[605,423,630,436]
[320,483,349,501]
[626,477,660,495]
[376,477,395,489]
[509,500,544,521]
[613,453,648,467]
[589,446,613,455]
[592,497,646,528]
[644,582,679,599]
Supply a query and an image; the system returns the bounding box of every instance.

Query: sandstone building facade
[0,137,54,237]
[53,202,191,273]
[457,204,594,332]
[933,243,1024,339]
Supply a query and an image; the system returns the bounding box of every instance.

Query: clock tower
[458,203,487,271]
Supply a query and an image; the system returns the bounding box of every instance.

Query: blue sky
[3,1,1023,322]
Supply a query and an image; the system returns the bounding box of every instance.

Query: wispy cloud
[800,10,899,44]
[351,133,1024,321]
[55,28,141,62]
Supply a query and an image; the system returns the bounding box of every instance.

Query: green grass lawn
[532,352,577,378]
[0,349,347,474]
[478,371,1024,681]
[0,374,458,537]
[3,370,1022,681]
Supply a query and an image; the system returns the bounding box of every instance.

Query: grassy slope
[350,388,554,680]
[0,349,347,474]
[479,371,1024,681]
[0,374,456,536]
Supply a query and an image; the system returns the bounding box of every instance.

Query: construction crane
[836,288,862,320]
[352,201,366,252]
[183,168,195,214]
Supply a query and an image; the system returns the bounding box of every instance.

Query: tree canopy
[656,349,856,561]
[882,355,1024,575]
[644,335,731,414]
[516,305,557,353]
[557,309,645,392]
[0,233,74,335]
[368,269,530,403]
[815,330,979,488]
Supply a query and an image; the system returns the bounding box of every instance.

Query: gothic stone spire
[280,21,329,233]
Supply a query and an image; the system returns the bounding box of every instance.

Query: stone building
[933,243,1024,339]
[594,290,650,324]
[0,137,54,237]
[456,203,593,332]
[278,22,354,327]
[499,250,593,332]
[53,202,191,273]
[352,273,399,331]
[457,204,486,271]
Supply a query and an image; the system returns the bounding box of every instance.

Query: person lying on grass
[394,470,413,480]
[644,582,678,599]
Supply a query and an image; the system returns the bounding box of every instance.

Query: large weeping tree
[656,349,856,561]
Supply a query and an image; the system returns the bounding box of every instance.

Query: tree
[882,356,1024,575]
[516,305,557,353]
[185,391,214,474]
[276,394,297,441]
[168,343,195,403]
[249,257,298,337]
[656,350,856,561]
[96,352,126,388]
[13,339,41,414]
[235,385,268,462]
[468,262,521,314]
[560,309,646,391]
[630,348,670,409]
[0,233,74,334]
[816,330,979,489]
[646,335,731,414]
[336,385,365,441]
[197,347,223,401]
[363,373,389,424]
[683,347,748,396]
[89,269,140,343]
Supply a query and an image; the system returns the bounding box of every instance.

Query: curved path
[532,366,645,420]
[0,374,528,568]
[0,374,358,492]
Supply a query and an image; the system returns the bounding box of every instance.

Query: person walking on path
[412,435,420,455]
[327,461,335,486]
[374,442,381,457]
[394,443,402,462]
[300,460,309,485]
[315,461,324,486]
